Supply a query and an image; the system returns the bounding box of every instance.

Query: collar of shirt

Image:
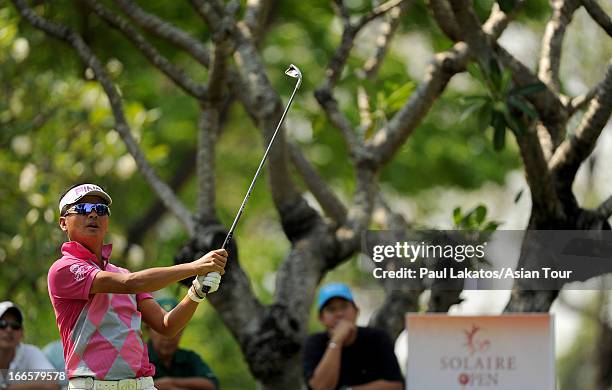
[61,241,112,269]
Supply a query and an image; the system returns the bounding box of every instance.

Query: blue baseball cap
[317,283,355,312]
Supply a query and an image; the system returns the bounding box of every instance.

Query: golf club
[201,64,303,293]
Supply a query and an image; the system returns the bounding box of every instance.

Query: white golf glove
[193,272,222,295]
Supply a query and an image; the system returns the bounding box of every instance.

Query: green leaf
[508,97,539,120]
[497,0,517,13]
[473,205,487,225]
[453,207,462,226]
[467,63,484,81]
[483,221,500,232]
[502,110,525,136]
[500,69,512,94]
[492,111,506,151]
[488,59,502,92]
[460,95,489,103]
[510,83,546,97]
[460,99,486,122]
[477,103,492,133]
[385,82,415,113]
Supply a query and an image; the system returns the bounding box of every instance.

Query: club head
[285,64,302,80]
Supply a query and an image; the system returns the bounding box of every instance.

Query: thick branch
[367,4,512,166]
[428,0,461,41]
[567,78,606,115]
[494,45,568,148]
[189,0,224,35]
[334,167,378,260]
[196,108,217,221]
[113,0,210,67]
[11,0,195,234]
[243,0,273,41]
[538,0,581,92]
[287,143,348,224]
[550,62,612,186]
[583,0,612,37]
[124,150,197,254]
[449,1,568,150]
[362,0,410,79]
[82,0,207,100]
[517,126,566,218]
[314,88,361,157]
[323,0,407,90]
[224,20,319,242]
[369,195,423,337]
[357,89,372,132]
[355,0,406,30]
[450,1,565,218]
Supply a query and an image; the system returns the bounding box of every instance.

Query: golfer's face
[59,195,109,243]
[319,298,358,330]
[0,312,23,350]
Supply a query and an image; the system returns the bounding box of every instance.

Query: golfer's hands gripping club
[192,249,227,296]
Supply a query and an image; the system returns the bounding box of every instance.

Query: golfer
[48,183,227,390]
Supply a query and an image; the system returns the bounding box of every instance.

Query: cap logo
[74,184,102,196]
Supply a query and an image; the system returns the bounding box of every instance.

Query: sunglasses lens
[0,320,21,330]
[69,203,110,216]
[94,204,110,216]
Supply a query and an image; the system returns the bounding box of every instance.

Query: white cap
[0,301,23,322]
[59,183,112,215]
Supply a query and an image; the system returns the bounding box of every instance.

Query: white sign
[406,314,554,389]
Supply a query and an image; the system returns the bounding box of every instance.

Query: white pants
[68,376,156,390]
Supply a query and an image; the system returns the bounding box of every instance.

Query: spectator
[147,297,219,390]
[303,283,404,390]
[0,301,60,390]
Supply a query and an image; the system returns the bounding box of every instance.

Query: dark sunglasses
[0,319,22,330]
[64,203,111,216]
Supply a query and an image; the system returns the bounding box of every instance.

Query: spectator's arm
[307,343,343,390]
[352,379,403,389]
[139,295,198,338]
[170,377,217,390]
[154,376,215,390]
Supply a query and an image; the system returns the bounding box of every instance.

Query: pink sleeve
[137,292,154,302]
[48,259,100,300]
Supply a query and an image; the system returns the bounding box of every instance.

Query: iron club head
[285,64,302,79]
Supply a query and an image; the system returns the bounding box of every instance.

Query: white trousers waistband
[68,376,155,390]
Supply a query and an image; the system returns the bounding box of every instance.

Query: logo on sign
[440,323,517,387]
[464,325,490,356]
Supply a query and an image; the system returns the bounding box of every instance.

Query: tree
[6,0,612,388]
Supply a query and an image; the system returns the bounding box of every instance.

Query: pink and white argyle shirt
[48,241,155,379]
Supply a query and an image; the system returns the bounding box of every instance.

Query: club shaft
[221,77,302,249]
[200,74,302,294]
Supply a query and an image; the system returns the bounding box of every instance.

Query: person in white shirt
[0,301,60,390]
